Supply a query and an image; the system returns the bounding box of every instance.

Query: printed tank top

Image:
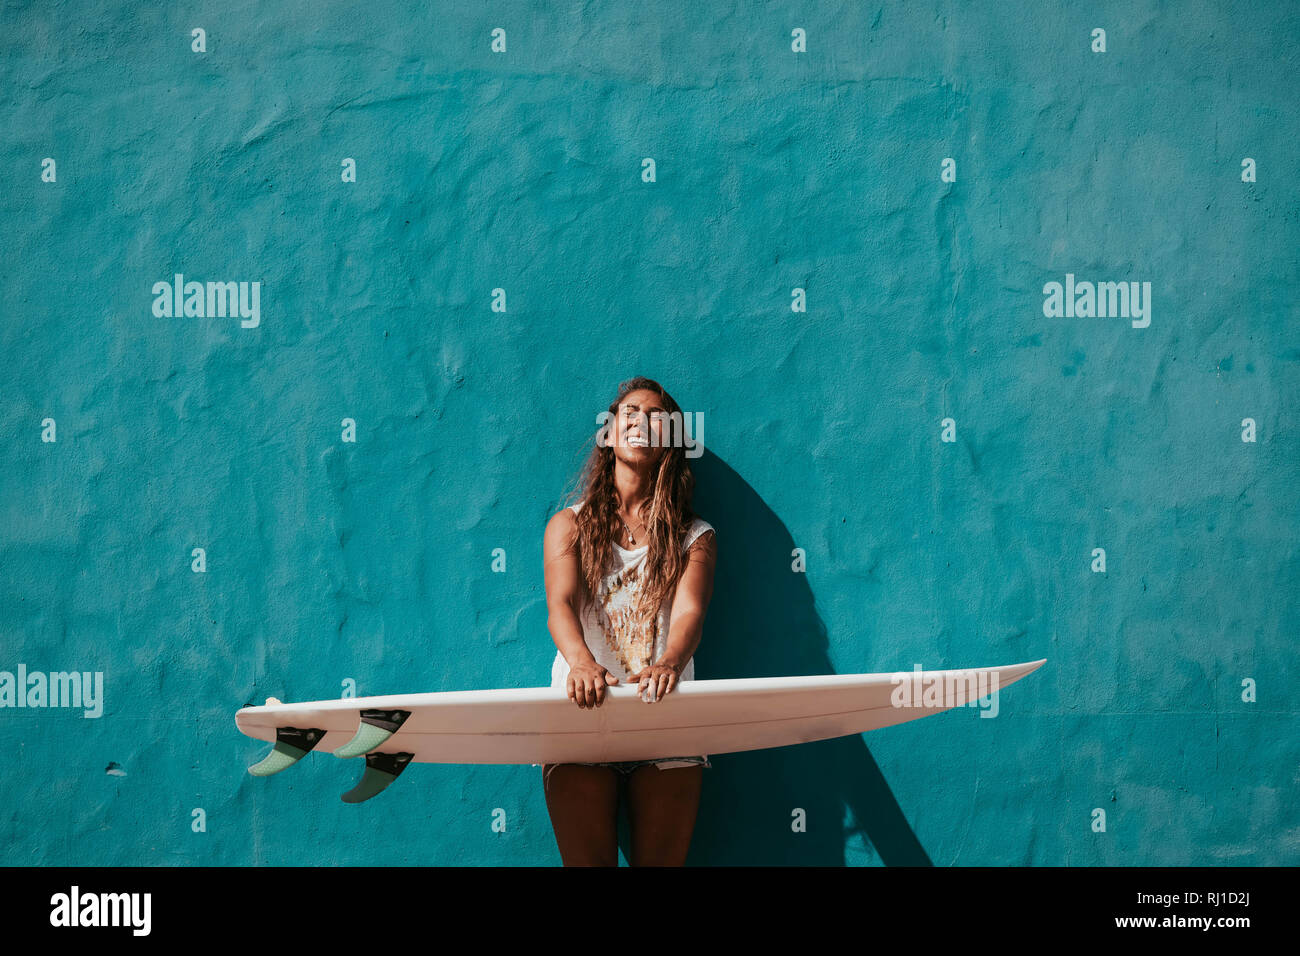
[550,501,716,689]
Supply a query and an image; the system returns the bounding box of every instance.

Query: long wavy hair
[563,376,699,631]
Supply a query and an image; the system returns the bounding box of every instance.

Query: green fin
[248,727,325,776]
[334,709,411,759]
[341,752,414,803]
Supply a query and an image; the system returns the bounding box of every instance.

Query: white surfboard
[236,659,1045,802]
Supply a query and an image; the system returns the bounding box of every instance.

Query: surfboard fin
[341,751,414,803]
[248,726,327,777]
[334,709,412,759]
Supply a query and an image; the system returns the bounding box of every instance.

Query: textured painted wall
[1,0,1296,866]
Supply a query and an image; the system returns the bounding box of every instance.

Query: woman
[541,376,718,866]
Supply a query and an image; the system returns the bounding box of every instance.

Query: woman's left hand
[632,660,682,703]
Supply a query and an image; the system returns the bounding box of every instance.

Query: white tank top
[550,501,715,689]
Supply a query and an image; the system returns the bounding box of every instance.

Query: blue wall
[1,0,1296,865]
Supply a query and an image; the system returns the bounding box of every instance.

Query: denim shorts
[541,756,710,792]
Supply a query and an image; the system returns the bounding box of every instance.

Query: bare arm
[544,508,615,708]
[638,529,717,700]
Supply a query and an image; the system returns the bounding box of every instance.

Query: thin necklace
[613,515,644,546]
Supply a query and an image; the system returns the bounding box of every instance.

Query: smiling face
[613,387,670,468]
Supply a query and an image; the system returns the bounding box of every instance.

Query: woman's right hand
[567,661,619,709]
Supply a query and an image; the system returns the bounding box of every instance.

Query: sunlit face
[613,388,670,466]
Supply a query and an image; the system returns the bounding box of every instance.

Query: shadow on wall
[616,449,933,866]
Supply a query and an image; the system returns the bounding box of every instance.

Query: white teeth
[627,435,648,446]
